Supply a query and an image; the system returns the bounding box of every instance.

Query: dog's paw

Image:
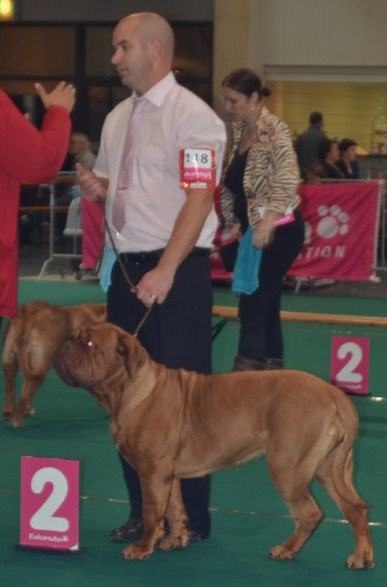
[269,544,296,561]
[121,544,153,560]
[346,553,375,570]
[25,405,36,416]
[159,533,188,551]
[9,416,25,428]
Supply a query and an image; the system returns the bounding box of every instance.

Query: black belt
[119,247,210,265]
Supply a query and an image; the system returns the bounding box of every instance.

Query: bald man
[77,12,226,546]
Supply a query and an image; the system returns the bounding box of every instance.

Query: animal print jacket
[221,106,301,228]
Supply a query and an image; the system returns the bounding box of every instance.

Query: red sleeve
[0,90,72,184]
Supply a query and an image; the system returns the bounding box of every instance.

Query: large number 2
[30,467,69,532]
[336,342,362,383]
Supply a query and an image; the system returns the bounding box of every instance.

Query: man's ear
[149,37,163,62]
[117,333,148,380]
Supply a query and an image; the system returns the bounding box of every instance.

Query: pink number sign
[20,456,80,551]
[331,336,370,395]
[179,148,216,190]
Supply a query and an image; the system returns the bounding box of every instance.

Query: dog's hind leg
[2,359,18,421]
[2,322,19,421]
[315,450,375,569]
[10,376,43,428]
[159,479,189,551]
[266,453,324,561]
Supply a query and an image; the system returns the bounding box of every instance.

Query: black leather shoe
[110,519,142,542]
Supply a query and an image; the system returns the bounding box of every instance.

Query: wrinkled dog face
[54,322,125,389]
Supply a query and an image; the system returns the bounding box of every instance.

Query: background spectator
[295,111,326,178]
[337,138,360,179]
[55,132,96,237]
[305,138,344,181]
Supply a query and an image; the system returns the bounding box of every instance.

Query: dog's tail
[330,390,370,511]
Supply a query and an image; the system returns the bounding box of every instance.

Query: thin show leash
[103,216,154,338]
[103,210,228,344]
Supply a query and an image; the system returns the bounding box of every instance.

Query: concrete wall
[262,0,387,68]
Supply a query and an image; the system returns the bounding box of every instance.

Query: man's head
[111,12,174,95]
[339,138,357,162]
[309,111,323,128]
[69,132,90,156]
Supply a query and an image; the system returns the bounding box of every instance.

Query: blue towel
[99,244,117,292]
[231,227,262,295]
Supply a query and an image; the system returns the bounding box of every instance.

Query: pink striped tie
[113,96,149,232]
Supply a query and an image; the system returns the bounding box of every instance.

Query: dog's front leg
[121,472,172,561]
[159,478,189,551]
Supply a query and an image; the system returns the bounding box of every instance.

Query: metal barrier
[36,172,81,279]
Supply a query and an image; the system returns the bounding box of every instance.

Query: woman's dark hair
[318,138,338,160]
[339,138,357,152]
[221,68,272,99]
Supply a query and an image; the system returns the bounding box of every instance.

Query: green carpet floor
[0,279,386,586]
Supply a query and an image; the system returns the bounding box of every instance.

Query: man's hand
[133,266,175,308]
[75,162,108,203]
[35,81,76,113]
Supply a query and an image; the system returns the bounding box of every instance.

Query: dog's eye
[86,340,95,350]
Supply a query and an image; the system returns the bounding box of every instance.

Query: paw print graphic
[317,205,349,239]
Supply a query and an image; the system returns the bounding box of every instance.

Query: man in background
[295,111,326,178]
[55,132,96,238]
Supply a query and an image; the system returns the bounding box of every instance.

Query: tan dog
[54,322,374,568]
[2,300,106,427]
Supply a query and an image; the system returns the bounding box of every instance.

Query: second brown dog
[2,300,106,427]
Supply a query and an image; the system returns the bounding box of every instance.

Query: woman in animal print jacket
[220,68,305,372]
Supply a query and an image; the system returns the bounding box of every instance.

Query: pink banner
[288,181,381,281]
[81,198,104,271]
[20,456,80,551]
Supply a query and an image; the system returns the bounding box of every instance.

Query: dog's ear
[117,333,149,380]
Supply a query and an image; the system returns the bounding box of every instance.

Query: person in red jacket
[0,81,75,325]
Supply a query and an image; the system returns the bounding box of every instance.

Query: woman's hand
[253,212,278,248]
[35,81,76,113]
[225,223,241,240]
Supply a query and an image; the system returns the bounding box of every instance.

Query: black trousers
[238,209,305,361]
[107,249,212,536]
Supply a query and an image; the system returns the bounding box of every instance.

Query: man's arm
[135,188,213,307]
